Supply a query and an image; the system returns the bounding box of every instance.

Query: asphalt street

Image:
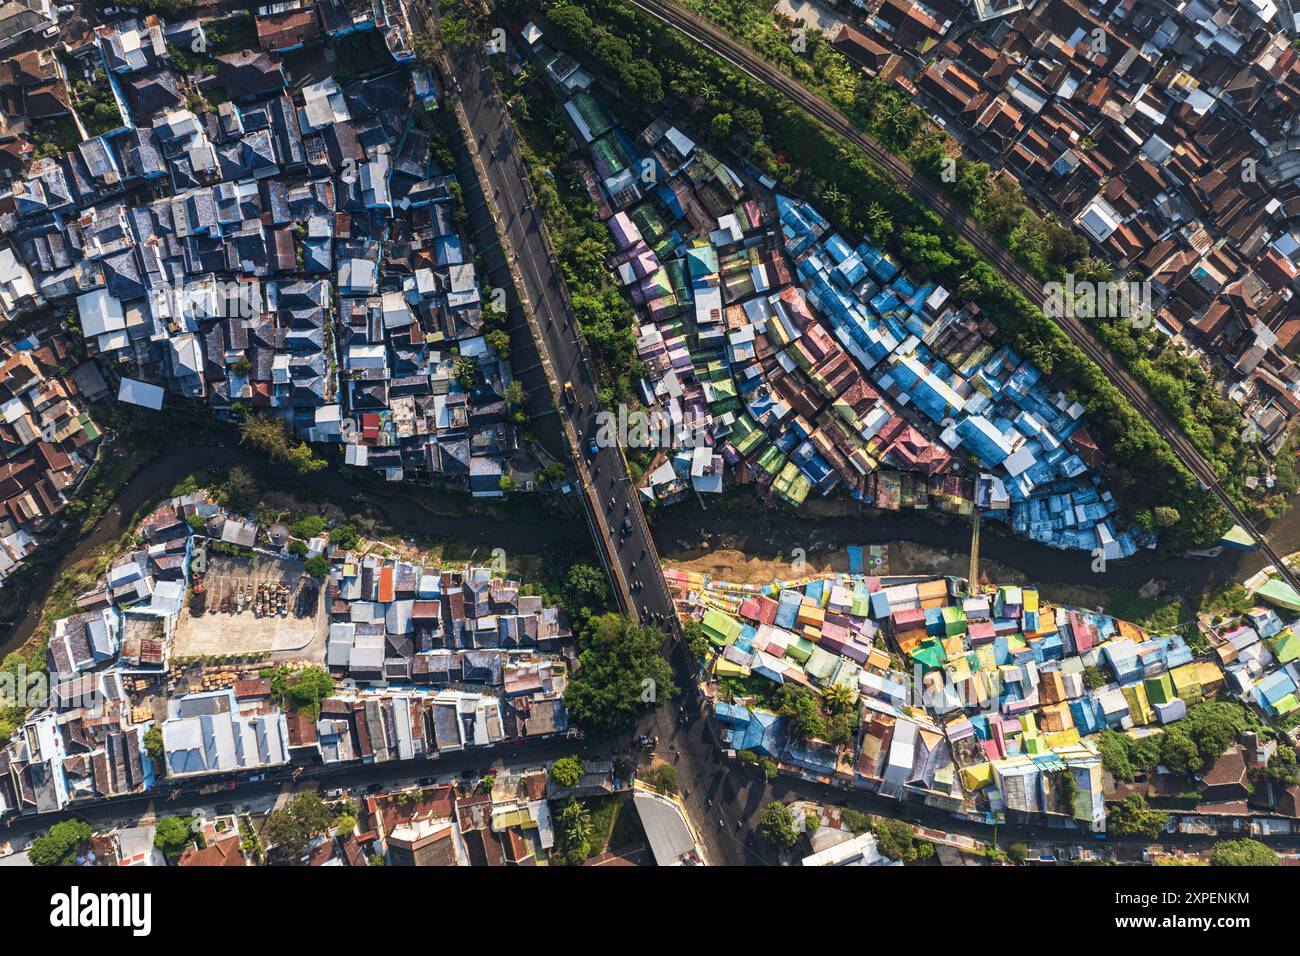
[431,6,753,862]
[447,50,672,620]
[0,735,592,843]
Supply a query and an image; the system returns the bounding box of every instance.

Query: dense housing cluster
[0,4,526,491]
[527,17,1136,554]
[677,561,1300,833]
[0,329,101,583]
[833,0,1300,466]
[0,488,573,819]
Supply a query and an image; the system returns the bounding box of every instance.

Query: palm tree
[824,683,855,716]
[559,798,592,849]
[821,183,847,210]
[879,99,916,150]
[864,202,890,230]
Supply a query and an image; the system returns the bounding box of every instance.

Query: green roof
[1220,524,1254,548]
[1256,579,1300,613]
[590,135,630,175]
[786,636,814,664]
[941,605,967,636]
[568,92,613,138]
[685,244,718,278]
[701,608,741,646]
[911,639,946,670]
[1144,673,1175,706]
[1272,629,1300,665]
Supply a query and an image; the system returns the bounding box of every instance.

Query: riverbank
[0,440,595,662]
[650,494,1262,592]
[6,438,1288,663]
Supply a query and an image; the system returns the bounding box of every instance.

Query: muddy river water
[5,440,1288,657]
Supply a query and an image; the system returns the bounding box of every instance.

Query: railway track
[630,0,1300,591]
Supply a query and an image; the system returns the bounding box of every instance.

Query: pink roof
[891,608,926,629]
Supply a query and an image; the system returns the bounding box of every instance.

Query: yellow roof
[947,658,972,682]
[1122,681,1154,726]
[960,762,995,791]
[1046,728,1081,749]
[796,604,825,627]
[866,648,892,672]
[713,658,750,678]
[1195,661,1224,694]
[917,579,948,601]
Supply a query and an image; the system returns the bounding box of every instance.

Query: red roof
[234,678,271,700]
[178,836,246,867]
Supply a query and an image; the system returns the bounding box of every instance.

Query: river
[4,441,1289,658]
[0,442,589,659]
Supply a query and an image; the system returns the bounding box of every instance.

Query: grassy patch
[608,796,648,851]
[206,13,257,57]
[582,796,620,857]
[719,673,781,710]
[1104,592,1184,633]
[333,29,394,85]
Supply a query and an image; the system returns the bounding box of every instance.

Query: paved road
[0,735,591,841]
[433,17,672,622]
[425,1,746,863]
[628,0,1300,595]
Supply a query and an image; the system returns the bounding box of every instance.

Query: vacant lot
[172,553,327,660]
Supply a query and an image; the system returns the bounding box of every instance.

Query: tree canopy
[550,756,584,789]
[759,802,798,849]
[265,792,336,861]
[1210,838,1278,867]
[555,798,593,865]
[238,414,326,475]
[564,615,676,735]
[874,818,930,863]
[1106,795,1170,839]
[154,816,191,856]
[29,819,92,866]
